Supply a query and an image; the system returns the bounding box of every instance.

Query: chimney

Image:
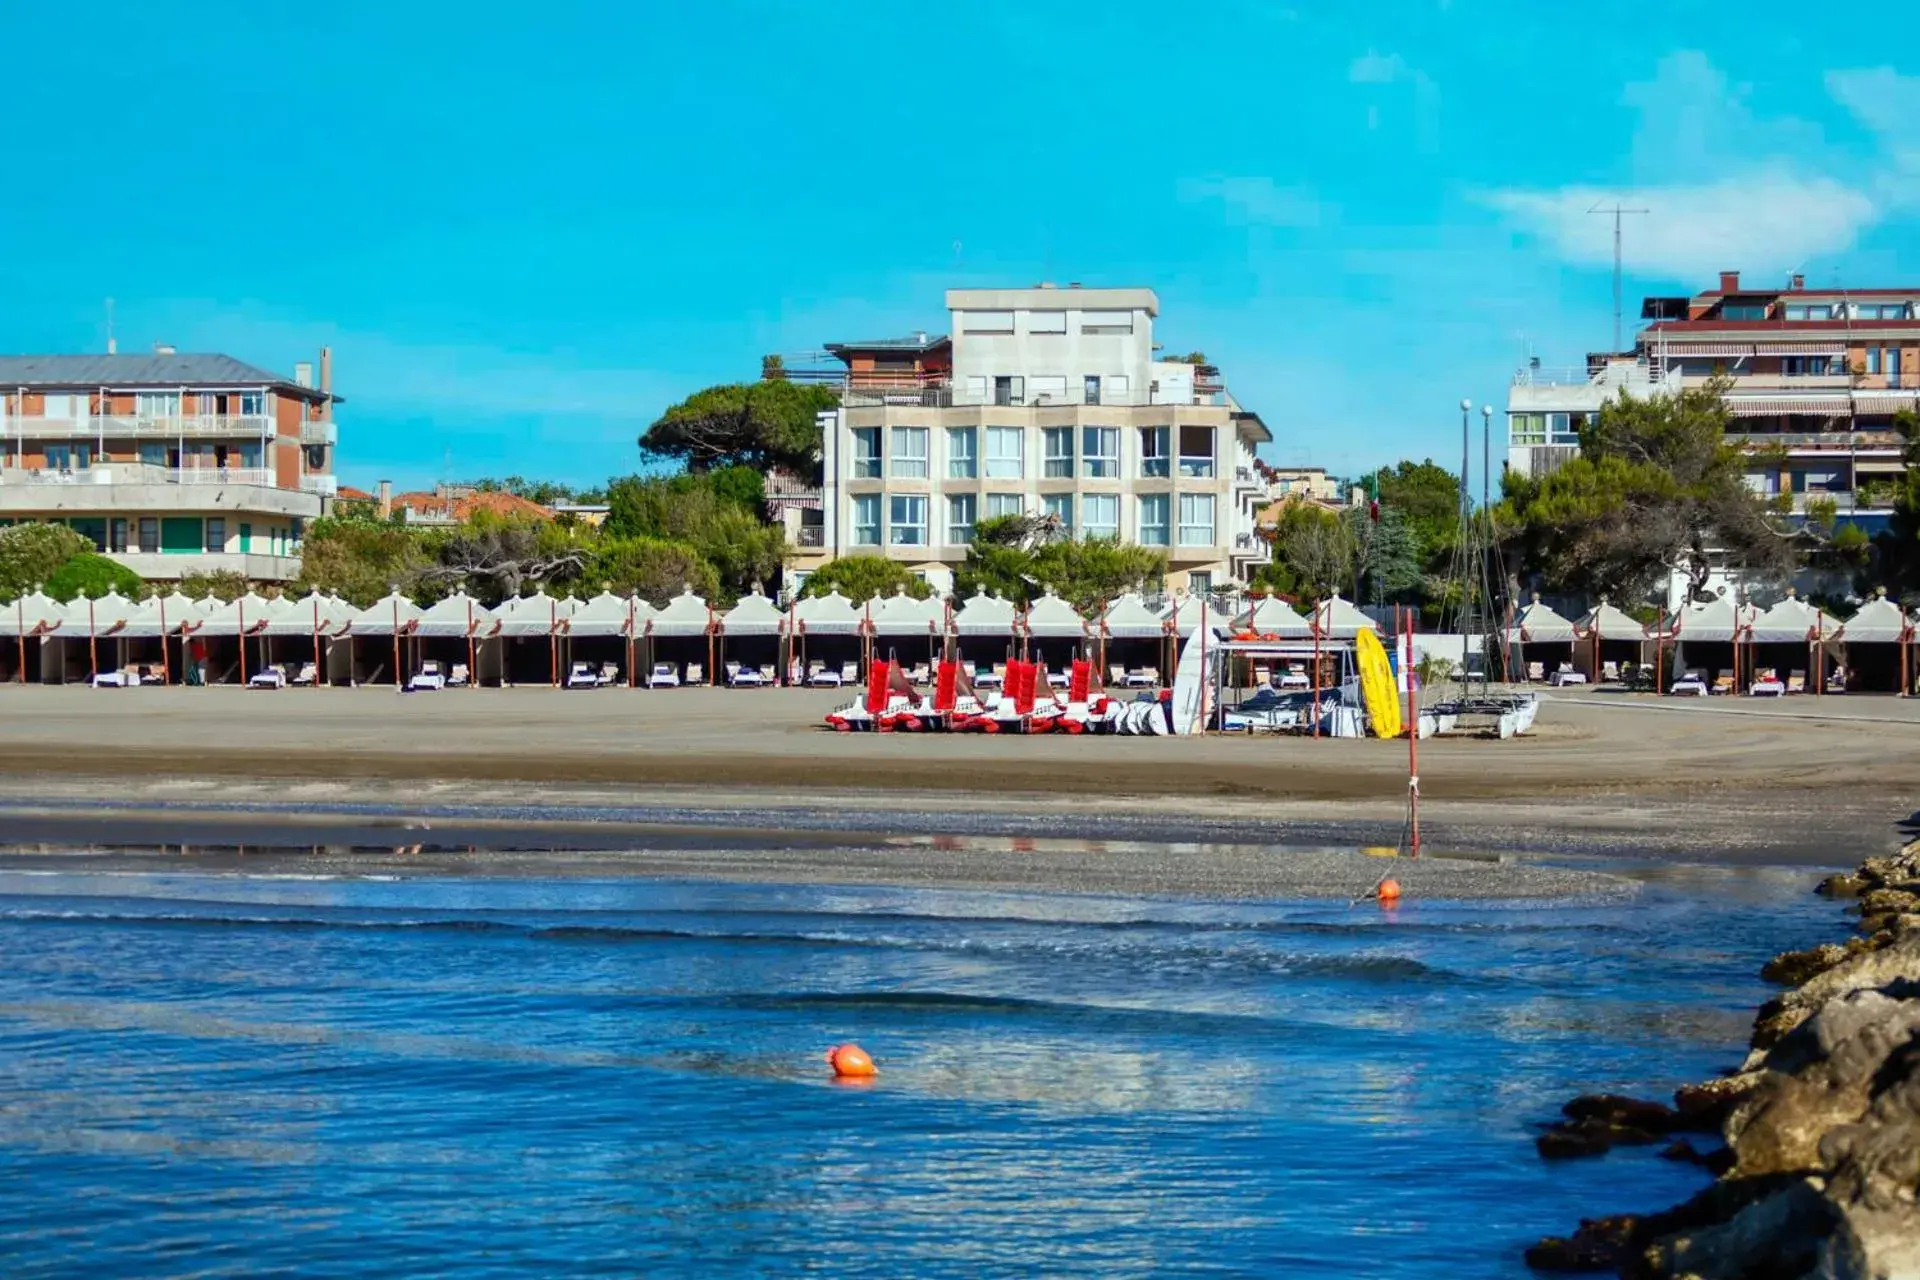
[1718,270,1741,294]
[319,346,332,419]
[153,342,176,355]
[377,479,392,518]
[294,361,313,388]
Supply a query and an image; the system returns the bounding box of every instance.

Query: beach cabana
[951,589,1018,672]
[1232,595,1313,639]
[717,586,787,684]
[412,590,496,686]
[348,590,426,686]
[1021,592,1089,671]
[50,590,139,684]
[1748,592,1840,692]
[1835,590,1916,694]
[1,590,68,684]
[193,591,279,684]
[649,586,717,684]
[1098,592,1166,680]
[866,588,944,671]
[1574,599,1653,685]
[1669,594,1756,692]
[1505,595,1578,682]
[1309,595,1377,639]
[115,593,193,684]
[494,590,574,686]
[791,589,864,680]
[264,590,356,688]
[556,589,636,687]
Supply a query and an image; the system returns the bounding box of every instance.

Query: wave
[0,910,521,935]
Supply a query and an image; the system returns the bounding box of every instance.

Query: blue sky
[3,1,1917,492]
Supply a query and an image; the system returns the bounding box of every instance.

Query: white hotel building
[811,286,1272,595]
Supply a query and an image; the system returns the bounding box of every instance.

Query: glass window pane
[986,426,1024,479]
[1139,427,1169,478]
[1081,426,1118,478]
[986,493,1023,519]
[852,428,881,478]
[1043,494,1072,532]
[1043,427,1074,478]
[889,426,928,478]
[853,494,881,545]
[889,495,926,546]
[1138,495,1169,546]
[1083,494,1118,539]
[946,427,977,478]
[1178,493,1214,546]
[947,494,976,545]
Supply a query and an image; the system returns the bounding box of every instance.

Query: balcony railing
[299,420,338,446]
[1177,457,1216,479]
[1787,490,1897,513]
[794,526,825,547]
[1730,431,1905,451]
[300,474,339,496]
[1140,458,1170,478]
[0,414,276,438]
[2,463,277,487]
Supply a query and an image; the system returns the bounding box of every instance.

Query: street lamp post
[1480,404,1493,511]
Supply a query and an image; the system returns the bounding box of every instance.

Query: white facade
[818,286,1270,595]
[1505,359,1678,478]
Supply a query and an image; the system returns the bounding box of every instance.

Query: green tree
[470,476,577,506]
[1369,458,1461,555]
[591,537,720,607]
[1880,408,1920,601]
[800,556,931,601]
[1252,500,1356,603]
[1030,539,1166,614]
[44,552,143,602]
[292,516,434,607]
[640,381,839,475]
[177,569,250,603]
[705,464,766,512]
[1346,504,1422,604]
[0,522,91,600]
[953,516,1040,603]
[604,473,785,599]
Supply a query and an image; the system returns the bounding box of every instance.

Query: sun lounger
[758,663,777,685]
[290,662,317,686]
[249,664,288,690]
[727,662,765,687]
[1250,663,1272,688]
[449,663,471,688]
[973,663,1003,689]
[565,661,599,689]
[1548,662,1587,687]
[648,662,681,688]
[1786,669,1806,694]
[408,661,448,692]
[1526,661,1545,682]
[685,663,707,686]
[1711,669,1734,695]
[838,661,858,685]
[1749,667,1785,697]
[1828,666,1848,693]
[1046,667,1070,689]
[1278,663,1310,691]
[1601,660,1620,682]
[1108,663,1127,687]
[806,661,840,688]
[907,662,931,685]
[88,670,129,688]
[1670,669,1709,697]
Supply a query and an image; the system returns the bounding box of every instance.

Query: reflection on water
[0,863,1831,1276]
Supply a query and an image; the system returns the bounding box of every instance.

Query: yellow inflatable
[1353,629,1402,739]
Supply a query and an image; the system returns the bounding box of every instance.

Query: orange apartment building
[0,348,340,581]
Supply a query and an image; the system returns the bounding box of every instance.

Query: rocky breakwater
[1527,838,1920,1278]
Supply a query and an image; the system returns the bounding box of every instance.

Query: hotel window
[1043,427,1074,478]
[108,518,128,553]
[1783,356,1841,377]
[1139,426,1170,478]
[1189,572,1214,597]
[1722,304,1768,320]
[204,518,226,554]
[1081,426,1119,478]
[1027,310,1067,335]
[1857,303,1910,320]
[1178,426,1215,478]
[44,443,91,471]
[1784,304,1834,321]
[137,517,158,553]
[948,493,977,545]
[238,391,266,417]
[1029,375,1067,404]
[135,391,182,419]
[41,393,86,422]
[851,427,881,478]
[986,426,1024,478]
[985,492,1024,520]
[1043,493,1073,533]
[852,494,881,545]
[947,426,977,478]
[1084,375,1102,405]
[1508,413,1547,445]
[889,426,928,478]
[962,310,1015,334]
[1083,493,1119,540]
[1547,412,1580,444]
[889,495,927,546]
[993,376,1024,407]
[1081,310,1133,334]
[1178,493,1216,546]
[1138,494,1170,546]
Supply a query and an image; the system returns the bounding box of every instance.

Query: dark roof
[823,334,950,354]
[0,353,335,400]
[1645,319,1920,333]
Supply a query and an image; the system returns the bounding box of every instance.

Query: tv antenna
[1588,201,1647,353]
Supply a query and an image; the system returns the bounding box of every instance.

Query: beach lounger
[1787,669,1806,694]
[806,661,839,688]
[1711,669,1734,695]
[1526,661,1545,682]
[1601,661,1620,682]
[685,663,707,686]
[758,664,777,685]
[1108,663,1127,687]
[1251,663,1272,688]
[907,662,931,685]
[648,662,681,688]
[1047,667,1070,689]
[726,662,764,687]
[290,662,317,686]
[88,670,128,688]
[1670,669,1709,697]
[565,661,599,689]
[449,663,471,688]
[1749,667,1785,697]
[248,664,288,690]
[1278,663,1310,691]
[973,663,1003,689]
[408,661,448,692]
[991,662,1008,689]
[838,661,858,685]
[1828,666,1848,694]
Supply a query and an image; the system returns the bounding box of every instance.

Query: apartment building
[1508,270,1916,532]
[0,348,339,581]
[806,286,1272,595]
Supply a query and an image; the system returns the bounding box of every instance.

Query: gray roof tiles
[0,353,332,398]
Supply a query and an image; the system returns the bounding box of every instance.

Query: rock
[1562,1093,1682,1132]
[1659,1137,1708,1164]
[1765,942,1852,985]
[1820,873,1871,898]
[1525,1215,1643,1272]
[1815,1033,1920,1280]
[1858,889,1920,919]
[1760,935,1920,1035]
[1674,1074,1761,1127]
[1537,1096,1684,1158]
[1641,1178,1836,1280]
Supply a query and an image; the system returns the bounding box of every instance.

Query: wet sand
[0,687,1912,890]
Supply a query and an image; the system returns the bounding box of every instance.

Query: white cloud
[1482,174,1878,278]
[1178,176,1330,228]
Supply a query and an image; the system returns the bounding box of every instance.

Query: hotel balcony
[299,420,338,445]
[0,463,322,516]
[300,474,339,496]
[0,414,279,439]
[1729,430,1904,453]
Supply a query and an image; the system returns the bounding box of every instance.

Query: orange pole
[88,598,99,682]
[1406,607,1421,856]
[391,598,401,687]
[1311,608,1322,738]
[238,599,248,686]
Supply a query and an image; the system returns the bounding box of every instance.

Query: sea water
[0,860,1831,1277]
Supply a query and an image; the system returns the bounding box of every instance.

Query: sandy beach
[0,686,1913,892]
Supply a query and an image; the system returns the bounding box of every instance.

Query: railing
[841,386,955,409]
[1730,431,1905,450]
[299,420,337,445]
[1788,490,1898,513]
[1177,457,1215,479]
[0,414,276,438]
[794,526,825,547]
[1139,458,1170,478]
[5,463,275,487]
[300,474,339,496]
[1512,365,1602,388]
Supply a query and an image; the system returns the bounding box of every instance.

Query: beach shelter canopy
[1506,595,1577,643]
[61,589,138,636]
[493,590,573,638]
[719,586,786,637]
[952,589,1017,636]
[350,590,426,636]
[1023,592,1088,639]
[263,591,356,637]
[1576,599,1647,640]
[196,590,278,637]
[121,592,195,638]
[866,588,943,636]
[1232,595,1312,637]
[649,586,714,637]
[415,590,496,639]
[1838,592,1914,644]
[792,589,862,636]
[1,590,68,637]
[1100,592,1165,640]
[1750,593,1841,644]
[1163,595,1231,636]
[1671,594,1752,642]
[1311,594,1378,639]
[562,590,636,638]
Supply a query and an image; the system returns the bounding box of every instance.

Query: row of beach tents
[1507,590,1920,693]
[0,585,1387,687]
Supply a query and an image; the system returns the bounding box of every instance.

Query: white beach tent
[1836,590,1912,644]
[565,589,637,638]
[1575,598,1646,640]
[650,586,715,637]
[1750,592,1840,644]
[952,589,1017,636]
[2,588,67,684]
[1670,593,1754,643]
[1835,589,1918,693]
[494,589,574,638]
[1163,594,1232,637]
[556,589,636,687]
[1099,592,1165,640]
[1232,595,1313,637]
[196,591,278,637]
[866,588,944,638]
[1506,595,1577,644]
[414,588,497,639]
[58,589,138,683]
[791,589,862,635]
[1022,592,1089,641]
[348,589,427,686]
[263,590,356,687]
[718,585,788,682]
[1310,594,1378,639]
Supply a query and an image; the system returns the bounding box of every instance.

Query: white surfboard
[1167,627,1212,735]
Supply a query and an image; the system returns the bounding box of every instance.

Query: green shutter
[160,517,202,554]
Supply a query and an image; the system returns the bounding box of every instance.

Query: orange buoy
[827,1043,876,1078]
[1376,878,1403,905]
